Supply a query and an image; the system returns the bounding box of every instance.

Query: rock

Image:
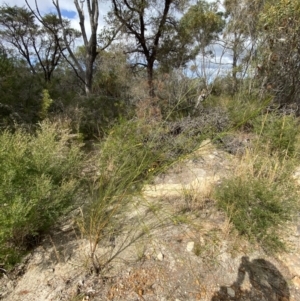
[227,287,235,298]
[186,242,194,252]
[6,281,14,290]
[292,276,300,288]
[157,252,164,261]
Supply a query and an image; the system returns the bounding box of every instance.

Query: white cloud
[0,0,111,40]
[1,0,233,75]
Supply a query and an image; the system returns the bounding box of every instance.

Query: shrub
[74,95,133,139]
[226,94,271,130]
[78,119,172,270]
[164,108,229,157]
[78,116,216,271]
[214,148,298,252]
[0,121,84,267]
[252,112,300,157]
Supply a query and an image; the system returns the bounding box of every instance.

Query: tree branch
[52,0,84,74]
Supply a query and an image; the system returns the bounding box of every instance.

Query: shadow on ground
[211,256,290,301]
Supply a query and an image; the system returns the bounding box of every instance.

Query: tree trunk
[85,51,94,95]
[232,33,239,93]
[147,63,155,98]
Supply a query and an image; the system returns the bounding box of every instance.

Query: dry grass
[214,141,300,252]
[180,178,216,213]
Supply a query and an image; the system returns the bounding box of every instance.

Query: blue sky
[1,0,232,78]
[0,0,110,34]
[60,9,77,19]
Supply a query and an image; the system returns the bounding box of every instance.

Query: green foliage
[93,48,132,98]
[215,177,296,252]
[214,149,298,252]
[76,95,132,139]
[0,5,78,84]
[96,119,164,192]
[158,1,224,73]
[156,74,199,118]
[78,116,215,270]
[217,95,300,252]
[0,45,13,75]
[79,119,171,269]
[253,112,300,157]
[39,89,53,119]
[227,94,271,129]
[0,5,36,32]
[0,121,84,267]
[180,0,224,47]
[0,53,44,128]
[260,0,300,34]
[258,0,300,104]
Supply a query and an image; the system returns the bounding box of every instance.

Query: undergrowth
[215,135,300,253]
[0,121,84,267]
[2,88,299,270]
[77,117,211,272]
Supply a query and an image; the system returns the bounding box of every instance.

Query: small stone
[292,276,300,288]
[186,241,194,252]
[227,287,235,298]
[78,279,84,287]
[157,252,164,261]
[6,281,14,290]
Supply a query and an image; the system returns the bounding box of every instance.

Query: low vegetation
[0,0,300,274]
[214,112,300,252]
[0,121,84,267]
[1,89,300,269]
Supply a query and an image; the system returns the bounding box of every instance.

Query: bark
[147,62,155,98]
[75,0,99,95]
[111,0,173,98]
[49,0,99,95]
[232,32,239,93]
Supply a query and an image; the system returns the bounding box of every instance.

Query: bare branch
[74,0,88,46]
[52,0,84,74]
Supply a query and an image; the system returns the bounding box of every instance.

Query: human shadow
[211,256,290,301]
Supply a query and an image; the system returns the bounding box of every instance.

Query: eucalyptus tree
[33,13,79,83]
[109,0,224,97]
[70,0,99,95]
[0,5,37,75]
[110,0,192,97]
[222,0,264,92]
[258,0,300,106]
[26,0,102,95]
[224,0,300,105]
[0,5,78,83]
[178,1,224,82]
[180,1,224,55]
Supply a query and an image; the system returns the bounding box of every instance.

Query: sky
[0,0,111,36]
[0,0,233,79]
[0,0,218,39]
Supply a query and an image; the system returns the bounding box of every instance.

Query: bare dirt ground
[1,140,300,301]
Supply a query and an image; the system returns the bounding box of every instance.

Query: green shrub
[227,95,271,130]
[0,121,84,267]
[79,117,212,271]
[252,112,300,157]
[214,149,298,252]
[79,119,169,264]
[76,95,133,139]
